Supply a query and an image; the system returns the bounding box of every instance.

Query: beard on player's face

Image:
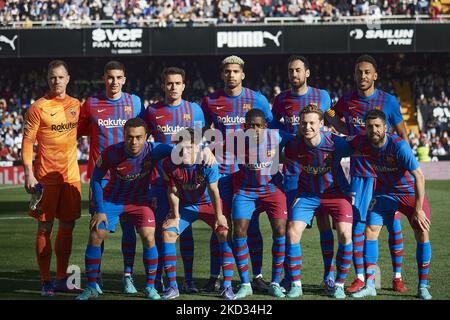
[290,77,306,89]
[225,80,241,90]
[368,129,385,144]
[357,80,374,91]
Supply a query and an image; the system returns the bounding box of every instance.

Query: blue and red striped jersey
[272,86,331,178]
[284,132,352,194]
[233,129,285,196]
[333,89,403,177]
[201,87,273,175]
[162,159,219,206]
[77,92,143,178]
[143,99,205,186]
[91,141,172,211]
[144,100,205,144]
[347,134,418,196]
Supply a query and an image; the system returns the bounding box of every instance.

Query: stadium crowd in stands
[0,0,448,27]
[0,53,449,161]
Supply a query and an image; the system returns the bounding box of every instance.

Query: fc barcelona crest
[267,149,275,157]
[196,174,205,185]
[70,107,77,118]
[183,114,191,121]
[124,106,132,114]
[243,104,252,112]
[386,156,396,165]
[143,160,152,170]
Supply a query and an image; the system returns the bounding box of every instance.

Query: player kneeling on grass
[283,105,354,299]
[76,118,174,300]
[346,110,432,300]
[161,128,236,300]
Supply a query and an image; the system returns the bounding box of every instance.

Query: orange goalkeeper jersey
[23,95,81,185]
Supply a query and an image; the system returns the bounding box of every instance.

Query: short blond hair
[221,55,245,70]
[301,103,323,121]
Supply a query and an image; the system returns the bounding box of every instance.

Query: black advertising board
[151,27,215,56]
[20,29,83,57]
[84,27,150,56]
[0,29,19,57]
[0,23,449,57]
[348,24,416,53]
[416,24,450,52]
[215,26,284,55]
[283,25,348,53]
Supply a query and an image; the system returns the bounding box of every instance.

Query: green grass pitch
[0,181,449,300]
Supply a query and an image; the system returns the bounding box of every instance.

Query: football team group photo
[1,1,449,302]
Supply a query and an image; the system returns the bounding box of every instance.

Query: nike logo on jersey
[97,109,106,113]
[348,106,360,110]
[216,106,225,110]
[285,105,293,110]
[156,116,165,119]
[345,214,352,218]
[117,167,127,170]
[50,113,57,116]
[148,219,155,223]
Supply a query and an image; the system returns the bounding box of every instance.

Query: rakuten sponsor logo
[157,124,187,135]
[284,115,301,125]
[51,122,77,132]
[349,116,365,126]
[98,118,127,128]
[244,161,273,170]
[217,115,245,125]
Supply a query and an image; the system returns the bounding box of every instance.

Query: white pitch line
[0,277,122,283]
[0,277,38,283]
[0,214,90,221]
[0,185,23,190]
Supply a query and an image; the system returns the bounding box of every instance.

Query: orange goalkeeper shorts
[29,182,81,223]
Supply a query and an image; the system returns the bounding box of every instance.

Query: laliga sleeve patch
[96,155,102,167]
[325,108,336,117]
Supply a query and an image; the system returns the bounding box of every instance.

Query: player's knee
[287,227,301,243]
[273,225,286,237]
[215,230,228,242]
[414,228,429,243]
[365,225,380,240]
[142,236,155,248]
[163,230,177,243]
[337,229,352,244]
[89,230,106,246]
[38,221,53,233]
[233,223,248,239]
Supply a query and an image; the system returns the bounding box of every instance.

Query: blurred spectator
[1,0,447,27]
[0,142,9,161]
[417,140,432,162]
[77,136,90,160]
[432,141,447,156]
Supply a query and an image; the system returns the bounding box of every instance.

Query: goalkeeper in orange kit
[22,60,82,297]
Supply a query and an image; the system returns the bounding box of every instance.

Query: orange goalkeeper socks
[36,229,52,282]
[55,226,73,280]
